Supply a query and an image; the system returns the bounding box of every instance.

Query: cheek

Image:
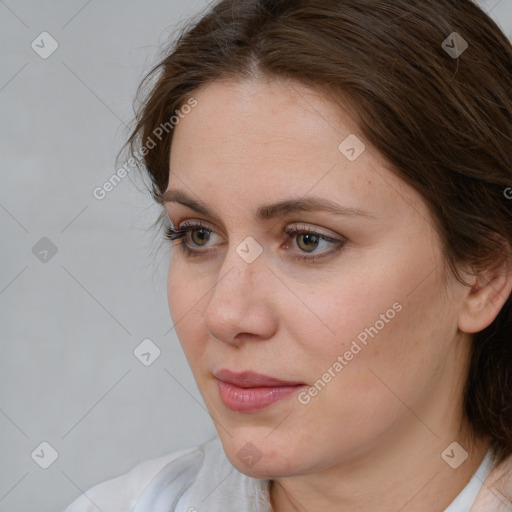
[291,247,458,394]
[167,260,208,359]
[318,274,459,413]
[284,273,459,458]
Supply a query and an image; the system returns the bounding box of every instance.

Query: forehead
[168,77,422,224]
[172,77,361,159]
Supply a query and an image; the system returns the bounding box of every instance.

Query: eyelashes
[163,226,192,242]
[163,222,346,263]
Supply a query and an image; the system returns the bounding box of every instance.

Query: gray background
[0,1,510,511]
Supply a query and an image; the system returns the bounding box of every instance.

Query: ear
[458,254,512,334]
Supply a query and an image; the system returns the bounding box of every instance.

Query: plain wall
[0,1,511,511]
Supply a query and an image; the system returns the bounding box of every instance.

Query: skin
[164,75,511,511]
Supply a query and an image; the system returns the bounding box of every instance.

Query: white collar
[443,448,494,512]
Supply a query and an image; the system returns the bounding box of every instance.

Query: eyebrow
[162,189,375,221]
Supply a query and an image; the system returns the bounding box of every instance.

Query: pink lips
[214,369,306,413]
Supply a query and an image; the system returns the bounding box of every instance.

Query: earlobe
[458,262,512,334]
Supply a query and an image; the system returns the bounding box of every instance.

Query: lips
[214,369,304,388]
[214,369,306,413]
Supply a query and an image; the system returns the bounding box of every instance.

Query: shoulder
[62,440,213,512]
[62,437,272,512]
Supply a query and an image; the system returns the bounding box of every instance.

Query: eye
[283,224,346,262]
[163,220,346,262]
[188,227,211,246]
[296,232,321,252]
[163,221,221,256]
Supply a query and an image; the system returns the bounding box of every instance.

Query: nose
[204,246,278,347]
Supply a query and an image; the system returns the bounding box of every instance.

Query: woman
[63,0,512,510]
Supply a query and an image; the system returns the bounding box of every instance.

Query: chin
[217,429,305,479]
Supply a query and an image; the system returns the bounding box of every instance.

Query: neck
[270,426,490,512]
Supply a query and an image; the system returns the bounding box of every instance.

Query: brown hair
[125,0,512,469]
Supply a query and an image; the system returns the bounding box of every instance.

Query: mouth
[213,369,307,413]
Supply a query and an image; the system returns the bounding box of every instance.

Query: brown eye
[283,225,346,262]
[296,233,320,253]
[190,228,211,246]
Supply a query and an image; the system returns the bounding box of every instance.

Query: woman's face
[165,76,472,478]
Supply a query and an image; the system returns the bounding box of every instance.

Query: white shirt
[444,447,493,512]
[63,436,493,512]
